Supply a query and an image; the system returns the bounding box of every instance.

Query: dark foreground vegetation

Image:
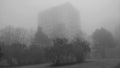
[9,59,120,68]
[45,38,90,65]
[0,37,90,67]
[0,26,120,68]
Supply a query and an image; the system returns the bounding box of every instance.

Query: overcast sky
[0,0,120,35]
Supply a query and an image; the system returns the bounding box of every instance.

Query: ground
[7,59,120,68]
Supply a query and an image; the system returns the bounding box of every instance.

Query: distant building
[39,2,82,40]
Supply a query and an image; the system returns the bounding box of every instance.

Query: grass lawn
[8,59,120,68]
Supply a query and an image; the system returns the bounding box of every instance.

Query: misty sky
[0,0,120,35]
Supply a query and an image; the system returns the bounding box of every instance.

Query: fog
[1,0,120,67]
[0,0,120,35]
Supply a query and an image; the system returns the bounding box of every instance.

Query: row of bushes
[45,38,90,65]
[0,42,46,66]
[0,37,91,66]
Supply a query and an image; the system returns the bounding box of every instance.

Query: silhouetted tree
[113,24,120,58]
[115,24,120,41]
[0,42,26,65]
[45,37,90,65]
[0,42,3,60]
[0,26,31,46]
[32,26,52,47]
[92,28,116,58]
[71,38,90,61]
[25,44,47,64]
[0,26,49,66]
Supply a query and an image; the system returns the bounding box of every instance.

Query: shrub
[45,38,90,65]
[0,47,3,60]
[0,42,3,60]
